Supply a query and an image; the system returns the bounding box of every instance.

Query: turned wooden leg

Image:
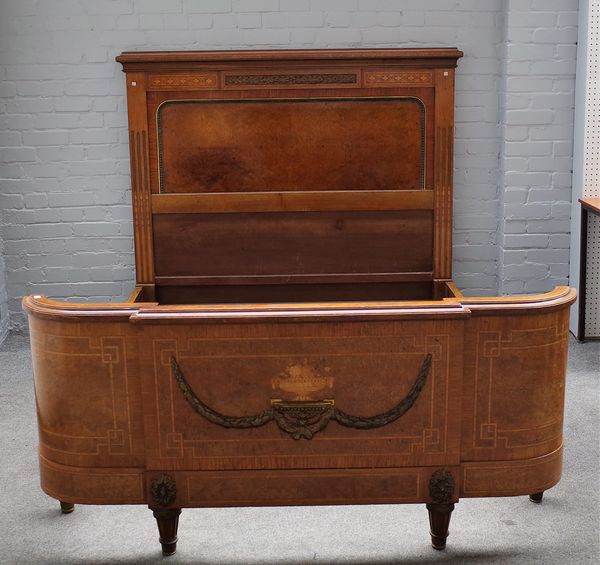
[152,508,181,556]
[426,503,455,550]
[529,491,544,503]
[60,502,75,514]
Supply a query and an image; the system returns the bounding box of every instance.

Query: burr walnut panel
[156,98,426,193]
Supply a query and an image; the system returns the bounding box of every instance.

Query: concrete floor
[0,333,598,564]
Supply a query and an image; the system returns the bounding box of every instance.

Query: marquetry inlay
[365,71,433,86]
[129,130,153,282]
[472,321,569,452]
[148,74,218,90]
[35,333,135,460]
[434,125,453,279]
[271,360,334,401]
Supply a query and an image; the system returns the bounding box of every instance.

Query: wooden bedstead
[23,48,575,557]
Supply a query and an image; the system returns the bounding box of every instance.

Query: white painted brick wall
[498,0,578,295]
[0,0,578,333]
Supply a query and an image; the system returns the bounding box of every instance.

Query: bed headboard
[117,48,463,296]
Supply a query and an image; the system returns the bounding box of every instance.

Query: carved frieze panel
[221,70,361,89]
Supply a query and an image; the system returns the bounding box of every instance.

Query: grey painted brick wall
[0,0,578,332]
[498,0,578,295]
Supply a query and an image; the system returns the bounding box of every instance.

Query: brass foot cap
[161,543,177,556]
[431,537,447,550]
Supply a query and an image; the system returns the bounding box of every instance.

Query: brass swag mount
[170,354,433,440]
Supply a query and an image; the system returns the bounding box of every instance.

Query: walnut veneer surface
[23,48,575,557]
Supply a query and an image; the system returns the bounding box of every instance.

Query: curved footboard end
[460,287,574,475]
[23,295,147,507]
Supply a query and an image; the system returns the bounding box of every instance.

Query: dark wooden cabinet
[23,48,575,557]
